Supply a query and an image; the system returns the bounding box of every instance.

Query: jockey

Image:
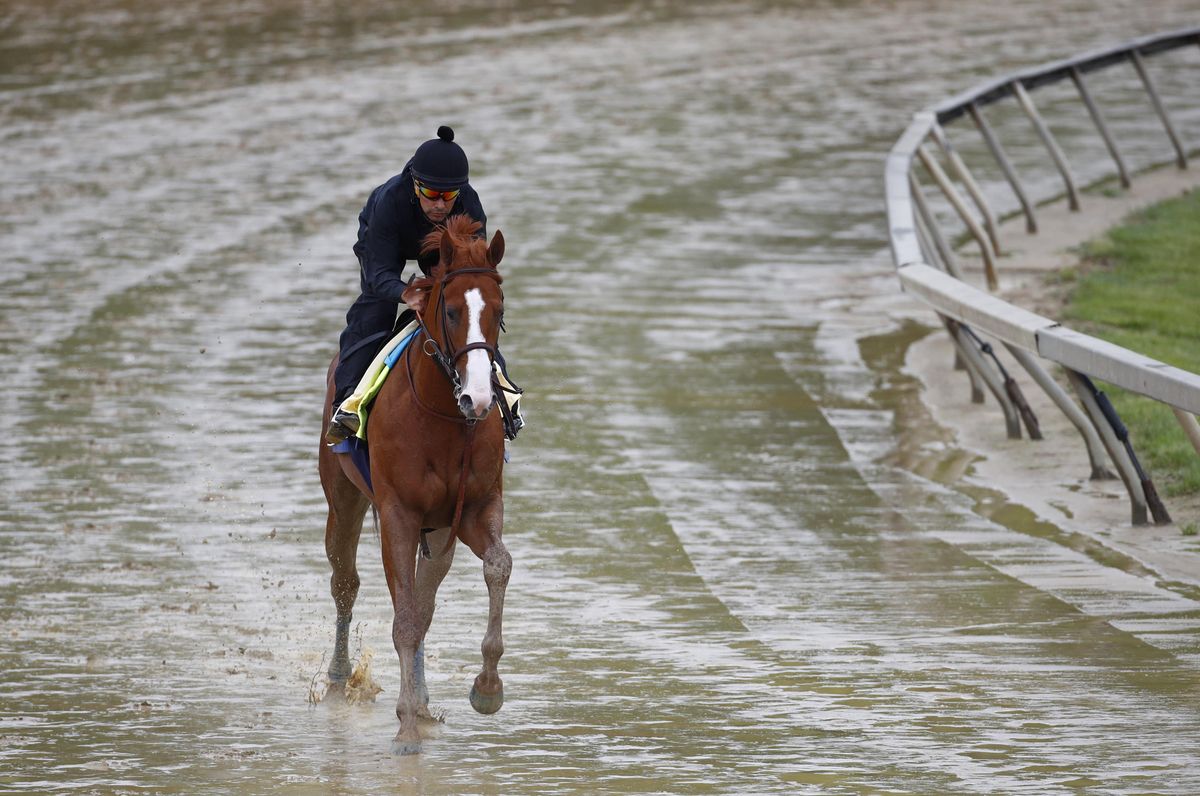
[326,126,487,444]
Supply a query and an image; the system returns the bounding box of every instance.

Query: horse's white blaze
[462,288,492,415]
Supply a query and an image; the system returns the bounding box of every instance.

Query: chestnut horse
[317,216,510,755]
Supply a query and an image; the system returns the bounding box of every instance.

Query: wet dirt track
[2,1,1200,793]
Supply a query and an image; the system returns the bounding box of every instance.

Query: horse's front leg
[461,495,509,715]
[378,501,424,755]
[413,526,457,713]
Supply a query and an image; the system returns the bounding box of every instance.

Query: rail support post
[1004,345,1114,480]
[930,123,1002,256]
[1173,408,1200,458]
[1012,80,1081,212]
[911,180,969,374]
[947,323,987,400]
[969,103,1037,235]
[909,172,963,280]
[1065,369,1149,526]
[946,319,1022,438]
[1070,66,1131,188]
[1130,49,1189,170]
[917,145,999,291]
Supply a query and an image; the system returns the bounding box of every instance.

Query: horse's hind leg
[321,459,369,686]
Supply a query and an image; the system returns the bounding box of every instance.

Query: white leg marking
[463,288,492,415]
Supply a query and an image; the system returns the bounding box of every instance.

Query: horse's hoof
[322,680,347,701]
[390,737,422,756]
[328,659,353,683]
[469,682,504,715]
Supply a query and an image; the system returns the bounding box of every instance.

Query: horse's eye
[446,307,460,325]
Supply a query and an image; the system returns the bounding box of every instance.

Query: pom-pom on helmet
[410,126,469,190]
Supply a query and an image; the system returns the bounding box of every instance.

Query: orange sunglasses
[415,182,461,202]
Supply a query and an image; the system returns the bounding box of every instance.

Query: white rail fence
[885,27,1200,525]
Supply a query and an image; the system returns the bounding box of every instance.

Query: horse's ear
[439,228,455,269]
[487,229,504,268]
[402,276,433,314]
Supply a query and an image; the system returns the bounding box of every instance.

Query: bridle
[406,266,503,426]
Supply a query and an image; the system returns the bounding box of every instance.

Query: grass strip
[1062,188,1200,497]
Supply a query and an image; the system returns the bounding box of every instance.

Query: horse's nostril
[459,394,475,416]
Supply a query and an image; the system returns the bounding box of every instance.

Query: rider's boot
[325,406,360,445]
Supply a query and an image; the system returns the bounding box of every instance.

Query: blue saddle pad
[331,436,372,493]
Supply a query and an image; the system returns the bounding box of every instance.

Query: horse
[317,215,510,755]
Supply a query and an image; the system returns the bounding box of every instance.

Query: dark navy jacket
[352,160,486,303]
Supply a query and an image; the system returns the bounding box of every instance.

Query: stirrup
[325,409,360,445]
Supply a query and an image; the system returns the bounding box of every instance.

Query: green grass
[1063,188,1200,498]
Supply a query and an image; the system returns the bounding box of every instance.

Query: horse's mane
[420,215,497,277]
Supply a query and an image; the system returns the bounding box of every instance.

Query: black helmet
[410,126,469,190]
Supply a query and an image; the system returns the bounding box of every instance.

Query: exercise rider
[326,125,486,444]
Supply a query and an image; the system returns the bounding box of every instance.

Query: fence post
[1004,345,1114,480]
[947,319,1022,438]
[944,317,988,402]
[969,102,1038,234]
[930,123,1002,255]
[1069,66,1131,188]
[1130,49,1189,170]
[1173,408,1200,458]
[916,144,999,291]
[909,172,963,279]
[1012,80,1081,211]
[911,182,972,377]
[1065,369,1149,526]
